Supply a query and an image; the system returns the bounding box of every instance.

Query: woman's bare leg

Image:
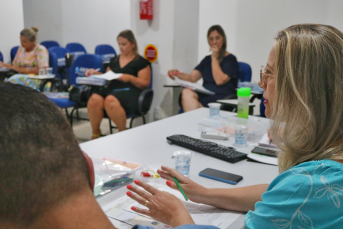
[87,94,105,139]
[182,88,203,112]
[104,95,127,132]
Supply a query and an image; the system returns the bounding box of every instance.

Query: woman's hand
[167,69,180,80]
[118,74,133,83]
[210,46,220,59]
[85,68,99,77]
[127,180,195,227]
[157,166,209,204]
[0,61,13,69]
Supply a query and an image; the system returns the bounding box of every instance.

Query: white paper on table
[174,77,215,95]
[247,153,278,166]
[258,133,278,149]
[105,183,242,228]
[91,70,122,81]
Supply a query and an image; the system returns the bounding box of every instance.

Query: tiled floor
[69,108,118,143]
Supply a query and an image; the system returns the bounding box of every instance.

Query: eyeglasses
[260,65,275,87]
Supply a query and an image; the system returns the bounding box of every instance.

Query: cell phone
[251,147,278,158]
[201,131,229,140]
[199,168,243,185]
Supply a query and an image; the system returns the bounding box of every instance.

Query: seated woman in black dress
[167,25,239,112]
[86,30,151,139]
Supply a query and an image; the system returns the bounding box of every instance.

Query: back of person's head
[117,29,138,56]
[207,25,227,62]
[271,24,343,172]
[20,27,39,42]
[0,83,92,227]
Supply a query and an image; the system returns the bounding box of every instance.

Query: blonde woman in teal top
[126,24,343,228]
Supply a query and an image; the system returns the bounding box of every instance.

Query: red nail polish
[127,184,132,190]
[134,180,139,184]
[166,180,171,186]
[126,191,132,196]
[131,206,136,211]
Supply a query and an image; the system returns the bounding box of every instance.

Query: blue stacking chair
[10,46,19,63]
[238,62,252,82]
[108,67,154,132]
[95,44,117,72]
[66,43,87,60]
[0,51,3,62]
[48,47,70,77]
[48,47,70,91]
[41,40,60,49]
[48,54,102,126]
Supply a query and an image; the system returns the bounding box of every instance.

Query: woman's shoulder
[136,55,151,64]
[223,53,237,61]
[35,44,48,53]
[268,159,343,191]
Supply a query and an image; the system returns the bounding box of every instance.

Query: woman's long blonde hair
[271,24,343,173]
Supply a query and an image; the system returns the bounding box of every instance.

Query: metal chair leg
[129,117,135,129]
[109,118,113,134]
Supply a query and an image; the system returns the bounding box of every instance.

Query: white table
[80,108,279,228]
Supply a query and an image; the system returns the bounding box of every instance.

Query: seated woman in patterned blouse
[125,24,343,229]
[0,27,48,75]
[0,27,49,91]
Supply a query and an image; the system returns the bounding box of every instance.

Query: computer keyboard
[167,134,247,163]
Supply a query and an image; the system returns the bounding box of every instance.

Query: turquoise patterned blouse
[244,160,343,228]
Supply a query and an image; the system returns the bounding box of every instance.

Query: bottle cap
[237,87,251,97]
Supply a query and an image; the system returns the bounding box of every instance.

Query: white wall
[130,0,200,120]
[198,0,343,83]
[0,0,24,63]
[23,0,131,53]
[23,0,63,44]
[60,0,131,53]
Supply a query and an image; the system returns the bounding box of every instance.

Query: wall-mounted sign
[144,44,158,63]
[140,0,153,20]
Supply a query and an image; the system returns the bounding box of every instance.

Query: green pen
[172,176,188,201]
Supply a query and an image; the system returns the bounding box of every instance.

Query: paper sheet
[104,183,242,228]
[247,153,278,166]
[91,70,122,81]
[175,77,215,95]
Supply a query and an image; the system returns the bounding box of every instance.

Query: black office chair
[108,69,154,133]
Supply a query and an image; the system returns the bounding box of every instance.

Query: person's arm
[118,65,151,89]
[158,166,268,212]
[167,69,202,83]
[210,47,230,85]
[10,66,39,74]
[85,68,103,77]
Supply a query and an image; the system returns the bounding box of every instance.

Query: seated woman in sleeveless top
[126,24,343,229]
[167,25,239,112]
[86,30,151,139]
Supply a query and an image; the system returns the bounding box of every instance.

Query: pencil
[172,176,188,201]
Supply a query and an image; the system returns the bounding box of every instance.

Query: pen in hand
[172,176,188,201]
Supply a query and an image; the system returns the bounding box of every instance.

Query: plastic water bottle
[237,87,251,119]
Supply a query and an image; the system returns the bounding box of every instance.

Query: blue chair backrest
[48,47,70,76]
[0,51,3,62]
[66,43,87,59]
[11,46,19,63]
[41,40,60,49]
[238,62,252,82]
[95,44,117,64]
[68,54,102,86]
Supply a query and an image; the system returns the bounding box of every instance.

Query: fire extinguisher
[140,0,153,20]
